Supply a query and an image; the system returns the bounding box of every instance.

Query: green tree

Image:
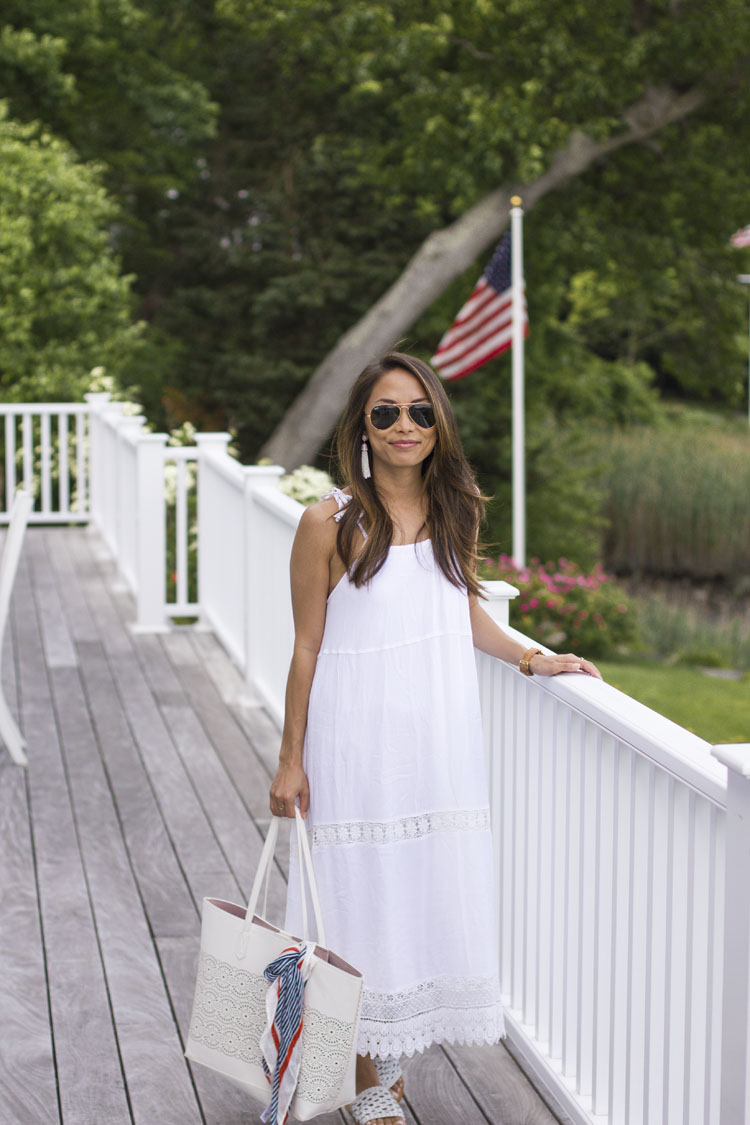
[0,108,142,400]
[0,0,217,295]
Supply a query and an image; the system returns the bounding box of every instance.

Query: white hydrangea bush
[279,465,334,506]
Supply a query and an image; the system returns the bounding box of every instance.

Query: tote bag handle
[238,808,326,958]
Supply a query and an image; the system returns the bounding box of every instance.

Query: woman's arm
[269,504,337,818]
[468,593,602,679]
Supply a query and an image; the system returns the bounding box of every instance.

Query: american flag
[731,225,750,248]
[431,230,528,381]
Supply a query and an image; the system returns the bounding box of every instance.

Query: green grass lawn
[597,661,750,745]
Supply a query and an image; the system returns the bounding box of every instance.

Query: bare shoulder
[293,494,344,555]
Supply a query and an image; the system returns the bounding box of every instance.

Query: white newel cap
[117,415,146,437]
[195,432,232,453]
[479,580,520,628]
[711,743,750,777]
[481,579,520,602]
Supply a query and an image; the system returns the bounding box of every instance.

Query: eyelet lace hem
[358,1019,506,1060]
[356,973,505,1058]
[311,808,490,848]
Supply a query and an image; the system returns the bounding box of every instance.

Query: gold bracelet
[519,647,543,676]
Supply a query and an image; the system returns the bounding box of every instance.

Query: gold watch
[519,647,543,676]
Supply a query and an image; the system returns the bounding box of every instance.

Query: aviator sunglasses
[366,402,436,430]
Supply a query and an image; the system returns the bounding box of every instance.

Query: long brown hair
[331,351,489,598]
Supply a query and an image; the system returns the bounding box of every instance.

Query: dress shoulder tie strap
[320,488,368,540]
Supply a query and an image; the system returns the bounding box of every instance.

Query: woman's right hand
[269,759,310,819]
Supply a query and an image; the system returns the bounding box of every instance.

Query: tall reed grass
[634,591,750,671]
[602,423,750,580]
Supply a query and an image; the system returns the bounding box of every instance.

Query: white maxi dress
[285,487,505,1059]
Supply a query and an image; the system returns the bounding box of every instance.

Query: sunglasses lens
[409,404,435,428]
[370,406,400,429]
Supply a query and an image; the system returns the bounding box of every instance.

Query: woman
[270,351,601,1125]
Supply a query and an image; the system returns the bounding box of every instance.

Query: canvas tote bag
[185,807,363,1120]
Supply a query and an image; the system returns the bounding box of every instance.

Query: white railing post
[479,579,520,626]
[195,433,232,628]
[84,392,111,529]
[97,402,126,554]
[116,415,146,591]
[243,464,285,705]
[132,433,169,633]
[712,742,750,1124]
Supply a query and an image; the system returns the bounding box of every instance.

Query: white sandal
[373,1056,404,1102]
[347,1085,406,1125]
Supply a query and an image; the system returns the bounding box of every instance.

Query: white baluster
[711,743,750,1124]
[59,413,69,514]
[76,409,87,514]
[22,412,33,496]
[40,413,51,513]
[4,414,15,513]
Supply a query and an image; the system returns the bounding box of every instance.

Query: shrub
[479,555,639,658]
[279,465,334,506]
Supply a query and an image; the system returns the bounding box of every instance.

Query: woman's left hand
[531,652,603,680]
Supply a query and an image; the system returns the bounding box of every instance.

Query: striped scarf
[260,942,317,1125]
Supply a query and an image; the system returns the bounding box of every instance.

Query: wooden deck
[0,527,562,1125]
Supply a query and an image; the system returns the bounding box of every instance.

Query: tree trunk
[261,84,705,469]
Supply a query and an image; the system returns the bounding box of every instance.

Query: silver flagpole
[510,197,525,566]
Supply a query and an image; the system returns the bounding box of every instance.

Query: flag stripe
[440,322,530,381]
[433,291,513,357]
[433,291,527,365]
[431,229,527,380]
[450,278,492,325]
[432,292,527,370]
[438,325,514,379]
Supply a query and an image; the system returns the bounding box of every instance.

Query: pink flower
[521,603,529,611]
[546,599,557,609]
[530,598,539,608]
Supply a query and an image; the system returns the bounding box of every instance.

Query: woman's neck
[371,463,424,506]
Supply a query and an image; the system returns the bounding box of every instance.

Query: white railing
[5,392,750,1125]
[475,604,733,1124]
[0,404,90,522]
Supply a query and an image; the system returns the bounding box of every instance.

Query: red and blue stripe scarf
[260,942,317,1124]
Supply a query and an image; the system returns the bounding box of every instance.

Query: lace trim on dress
[311,808,490,848]
[188,952,356,1103]
[357,973,505,1059]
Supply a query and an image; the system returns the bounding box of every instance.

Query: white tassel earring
[360,433,371,479]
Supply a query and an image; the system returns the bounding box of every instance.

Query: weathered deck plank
[0,753,58,1123]
[15,538,130,1124]
[0,527,563,1125]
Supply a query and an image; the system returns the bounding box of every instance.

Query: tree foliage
[0,107,142,400]
[2,0,750,561]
